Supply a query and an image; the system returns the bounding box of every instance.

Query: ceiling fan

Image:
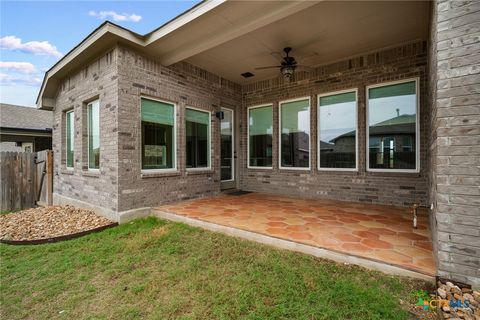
[255,47,311,80]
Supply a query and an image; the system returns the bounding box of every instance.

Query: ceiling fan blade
[270,51,284,62]
[254,66,281,70]
[296,65,314,71]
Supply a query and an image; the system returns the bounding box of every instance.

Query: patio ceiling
[183,1,430,84]
[38,0,430,108]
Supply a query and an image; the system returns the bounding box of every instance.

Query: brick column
[430,0,480,288]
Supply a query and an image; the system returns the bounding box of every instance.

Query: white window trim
[317,89,358,172]
[65,109,74,170]
[140,96,178,173]
[278,96,311,171]
[185,106,212,171]
[247,104,273,170]
[87,100,100,171]
[366,77,420,173]
[221,107,235,182]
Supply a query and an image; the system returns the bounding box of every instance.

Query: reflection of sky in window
[281,109,310,134]
[298,110,310,134]
[221,110,233,134]
[369,94,416,125]
[319,101,356,142]
[68,112,74,151]
[91,103,100,149]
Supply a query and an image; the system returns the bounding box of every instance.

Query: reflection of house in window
[325,114,416,170]
[281,131,309,168]
[368,114,416,169]
[320,137,356,168]
[250,134,272,166]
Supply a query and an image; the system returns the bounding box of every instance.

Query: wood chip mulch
[0,205,114,242]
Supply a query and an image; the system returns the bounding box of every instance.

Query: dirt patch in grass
[0,205,114,241]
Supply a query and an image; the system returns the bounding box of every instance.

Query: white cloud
[0,61,42,87]
[88,10,142,22]
[0,62,36,74]
[0,72,42,86]
[0,36,63,58]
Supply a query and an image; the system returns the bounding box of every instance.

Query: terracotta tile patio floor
[155,192,435,276]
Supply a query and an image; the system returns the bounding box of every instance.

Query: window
[141,98,176,170]
[280,97,310,169]
[220,108,234,181]
[87,100,100,169]
[186,108,210,169]
[248,105,273,168]
[318,90,357,170]
[367,79,418,171]
[66,110,74,168]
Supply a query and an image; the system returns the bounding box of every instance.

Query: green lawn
[1,217,429,319]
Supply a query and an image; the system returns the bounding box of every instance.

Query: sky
[0,0,198,107]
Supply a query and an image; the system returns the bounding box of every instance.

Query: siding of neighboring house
[430,0,480,288]
[0,103,53,152]
[240,41,429,207]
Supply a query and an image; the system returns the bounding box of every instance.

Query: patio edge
[154,209,435,283]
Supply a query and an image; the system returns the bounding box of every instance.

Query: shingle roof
[0,103,52,131]
[330,114,416,142]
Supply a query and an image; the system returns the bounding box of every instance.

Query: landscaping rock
[439,288,447,298]
[465,294,475,303]
[452,286,463,295]
[473,291,480,302]
[0,205,114,241]
[437,281,479,320]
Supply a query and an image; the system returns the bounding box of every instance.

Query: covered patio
[155,193,435,278]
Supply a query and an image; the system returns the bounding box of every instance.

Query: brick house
[37,1,479,287]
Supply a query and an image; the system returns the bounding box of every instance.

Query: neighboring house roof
[319,140,335,150]
[0,103,52,132]
[373,114,416,126]
[330,114,415,142]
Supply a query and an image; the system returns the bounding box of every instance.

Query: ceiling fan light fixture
[281,65,295,79]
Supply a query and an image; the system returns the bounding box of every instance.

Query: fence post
[46,150,53,206]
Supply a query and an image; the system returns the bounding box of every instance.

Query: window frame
[278,96,311,171]
[185,106,212,171]
[87,100,100,171]
[220,107,235,182]
[140,96,178,173]
[65,109,74,170]
[247,103,273,170]
[366,78,420,173]
[317,88,358,172]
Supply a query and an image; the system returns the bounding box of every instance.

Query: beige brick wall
[115,45,242,212]
[431,0,480,288]
[239,41,429,207]
[52,49,119,215]
[53,41,431,214]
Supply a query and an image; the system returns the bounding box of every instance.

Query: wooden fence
[0,150,53,211]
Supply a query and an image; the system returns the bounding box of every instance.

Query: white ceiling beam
[159,1,321,66]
